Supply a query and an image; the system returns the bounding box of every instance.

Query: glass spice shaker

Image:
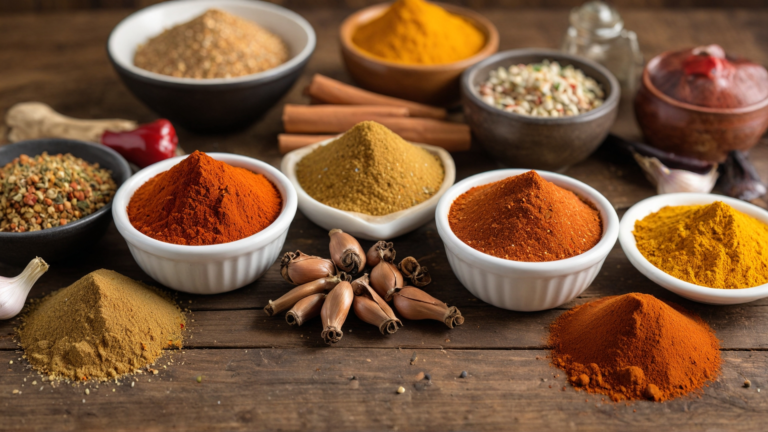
[561,1,643,100]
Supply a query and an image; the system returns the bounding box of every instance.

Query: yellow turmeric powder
[633,201,768,289]
[352,0,485,65]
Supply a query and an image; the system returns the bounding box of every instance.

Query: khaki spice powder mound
[134,9,289,79]
[18,270,185,381]
[296,121,444,216]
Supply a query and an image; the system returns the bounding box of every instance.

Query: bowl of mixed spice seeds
[107,0,316,132]
[0,139,131,265]
[461,49,620,171]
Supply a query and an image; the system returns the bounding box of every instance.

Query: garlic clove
[369,261,404,301]
[329,229,366,274]
[280,250,336,285]
[0,257,49,320]
[265,274,346,316]
[286,293,326,327]
[353,294,402,335]
[393,287,463,329]
[633,154,718,195]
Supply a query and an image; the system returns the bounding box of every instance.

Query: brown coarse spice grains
[296,121,444,216]
[1,153,116,232]
[18,270,185,381]
[448,171,601,262]
[134,9,289,79]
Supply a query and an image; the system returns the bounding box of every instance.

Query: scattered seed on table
[397,386,405,394]
[197,376,203,383]
[84,389,89,395]
[415,372,425,381]
[744,380,752,388]
[460,371,468,378]
[424,373,432,382]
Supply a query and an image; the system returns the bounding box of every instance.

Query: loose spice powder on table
[634,201,768,289]
[549,293,721,402]
[128,151,281,245]
[448,171,601,262]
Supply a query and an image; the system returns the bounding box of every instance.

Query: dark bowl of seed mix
[461,49,620,171]
[0,139,131,265]
[107,1,316,133]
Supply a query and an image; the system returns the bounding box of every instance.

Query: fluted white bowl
[435,169,619,311]
[281,138,455,240]
[112,153,297,294]
[619,193,768,305]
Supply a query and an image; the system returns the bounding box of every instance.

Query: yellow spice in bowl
[633,201,768,289]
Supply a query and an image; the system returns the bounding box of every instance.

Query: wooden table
[2,7,768,431]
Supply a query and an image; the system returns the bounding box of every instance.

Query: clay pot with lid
[635,44,768,163]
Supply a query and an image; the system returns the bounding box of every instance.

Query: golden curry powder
[633,201,768,289]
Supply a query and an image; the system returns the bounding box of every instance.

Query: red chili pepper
[101,119,178,168]
[683,54,733,79]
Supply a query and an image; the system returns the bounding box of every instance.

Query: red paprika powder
[127,151,282,245]
[549,293,721,402]
[448,171,601,262]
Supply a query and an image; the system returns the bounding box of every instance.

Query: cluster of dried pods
[268,229,464,345]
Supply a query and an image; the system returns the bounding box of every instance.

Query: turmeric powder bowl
[339,2,499,106]
[112,153,297,294]
[619,193,768,305]
[435,169,619,312]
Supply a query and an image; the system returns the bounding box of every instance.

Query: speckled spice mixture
[134,9,289,79]
[0,153,116,232]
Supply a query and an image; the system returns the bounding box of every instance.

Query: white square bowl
[281,138,455,240]
[619,193,768,305]
[112,153,297,294]
[435,169,620,312]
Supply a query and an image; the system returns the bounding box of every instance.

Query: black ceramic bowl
[107,0,316,133]
[461,49,620,171]
[0,139,131,265]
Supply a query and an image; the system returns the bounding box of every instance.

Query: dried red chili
[448,171,602,262]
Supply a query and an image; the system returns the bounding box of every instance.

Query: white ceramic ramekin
[435,169,619,312]
[112,153,297,294]
[281,138,455,240]
[619,193,768,305]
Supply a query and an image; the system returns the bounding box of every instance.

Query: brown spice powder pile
[549,293,721,402]
[18,270,185,381]
[296,121,444,216]
[448,171,601,262]
[134,9,289,79]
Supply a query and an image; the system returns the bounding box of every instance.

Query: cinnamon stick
[279,134,337,154]
[283,115,471,152]
[306,74,447,120]
[283,104,409,134]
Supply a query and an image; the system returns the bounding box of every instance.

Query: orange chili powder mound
[127,151,282,245]
[549,293,721,402]
[448,170,602,262]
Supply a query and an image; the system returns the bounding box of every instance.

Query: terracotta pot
[339,2,499,106]
[635,53,768,163]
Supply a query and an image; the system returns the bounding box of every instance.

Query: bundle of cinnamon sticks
[279,74,472,154]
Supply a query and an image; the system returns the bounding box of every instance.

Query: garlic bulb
[0,257,49,320]
[634,154,718,195]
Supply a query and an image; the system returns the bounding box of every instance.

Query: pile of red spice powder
[448,171,602,262]
[549,293,721,402]
[127,151,282,245]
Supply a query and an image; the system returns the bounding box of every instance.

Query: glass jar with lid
[562,1,643,100]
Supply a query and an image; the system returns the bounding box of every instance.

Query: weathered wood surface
[1,7,768,432]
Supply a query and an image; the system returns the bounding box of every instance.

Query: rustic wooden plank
[1,348,766,431]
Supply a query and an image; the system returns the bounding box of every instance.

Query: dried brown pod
[320,281,354,344]
[329,229,366,274]
[265,273,349,316]
[352,276,402,335]
[366,241,396,267]
[370,260,404,301]
[280,250,336,285]
[286,293,326,326]
[398,256,432,287]
[393,287,464,329]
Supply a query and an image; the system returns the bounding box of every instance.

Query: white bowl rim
[112,152,297,257]
[107,0,317,86]
[619,192,768,299]
[435,168,619,274]
[281,138,456,227]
